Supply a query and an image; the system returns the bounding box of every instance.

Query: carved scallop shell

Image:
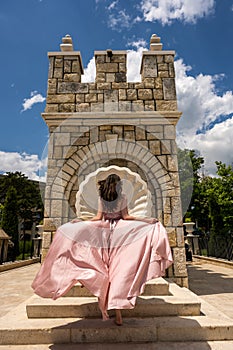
[75,165,152,220]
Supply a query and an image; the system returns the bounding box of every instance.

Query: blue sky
[0,0,233,180]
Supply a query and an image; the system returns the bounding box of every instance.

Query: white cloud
[108,9,131,30]
[141,0,215,25]
[126,40,148,82]
[82,57,96,83]
[21,91,46,112]
[183,118,233,176]
[0,151,47,182]
[175,58,233,174]
[107,1,118,10]
[127,38,148,50]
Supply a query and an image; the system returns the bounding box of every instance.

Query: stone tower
[41,34,188,287]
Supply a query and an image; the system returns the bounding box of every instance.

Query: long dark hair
[98,174,122,211]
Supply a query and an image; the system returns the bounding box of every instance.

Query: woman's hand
[70,218,80,223]
[143,218,158,224]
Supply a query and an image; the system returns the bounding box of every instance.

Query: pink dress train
[32,203,173,320]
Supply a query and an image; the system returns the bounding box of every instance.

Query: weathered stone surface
[119,89,126,100]
[158,63,168,71]
[132,100,144,111]
[64,73,81,82]
[119,62,126,72]
[149,140,161,155]
[156,100,177,111]
[43,218,57,231]
[134,83,144,89]
[176,226,184,247]
[90,102,104,112]
[54,58,63,68]
[96,63,118,73]
[161,140,171,154]
[112,82,128,89]
[48,57,54,78]
[53,68,63,79]
[97,93,104,102]
[45,104,59,112]
[164,125,176,139]
[138,89,153,100]
[95,72,106,83]
[76,103,90,112]
[106,73,115,82]
[164,55,174,63]
[119,101,131,111]
[59,103,75,112]
[64,60,71,73]
[97,82,111,90]
[111,54,126,63]
[163,78,176,100]
[104,89,118,102]
[142,56,157,78]
[47,78,57,94]
[75,94,85,103]
[156,55,164,63]
[95,55,105,64]
[169,63,175,77]
[85,93,97,103]
[58,82,89,93]
[173,247,187,276]
[154,77,163,89]
[127,89,137,100]
[115,72,126,82]
[168,230,177,247]
[144,100,155,111]
[158,71,169,78]
[112,125,123,137]
[47,94,75,103]
[72,60,81,73]
[153,89,164,100]
[143,78,155,88]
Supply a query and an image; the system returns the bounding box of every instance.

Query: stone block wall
[41,34,188,287]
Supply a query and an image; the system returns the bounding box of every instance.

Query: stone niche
[41,34,188,287]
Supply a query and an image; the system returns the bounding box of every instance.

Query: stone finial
[60,34,74,51]
[150,34,163,51]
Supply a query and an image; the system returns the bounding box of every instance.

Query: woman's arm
[90,197,103,221]
[121,206,158,224]
[90,209,103,221]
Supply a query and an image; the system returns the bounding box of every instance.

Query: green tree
[178,149,208,227]
[0,172,43,225]
[207,162,233,236]
[1,186,19,260]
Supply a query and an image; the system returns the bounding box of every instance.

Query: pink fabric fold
[31,219,173,319]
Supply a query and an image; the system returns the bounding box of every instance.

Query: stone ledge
[0,341,233,349]
[0,258,40,273]
[193,255,233,269]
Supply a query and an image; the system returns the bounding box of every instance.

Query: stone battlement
[45,34,177,115]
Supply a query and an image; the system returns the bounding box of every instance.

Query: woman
[32,174,173,326]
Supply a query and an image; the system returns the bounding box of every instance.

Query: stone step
[0,314,233,345]
[65,277,170,297]
[26,282,201,319]
[26,295,201,319]
[1,341,233,349]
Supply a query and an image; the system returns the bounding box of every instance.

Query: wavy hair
[98,174,122,211]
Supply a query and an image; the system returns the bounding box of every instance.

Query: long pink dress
[31,195,173,319]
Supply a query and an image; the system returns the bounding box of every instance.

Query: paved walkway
[0,261,233,319]
[187,260,233,319]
